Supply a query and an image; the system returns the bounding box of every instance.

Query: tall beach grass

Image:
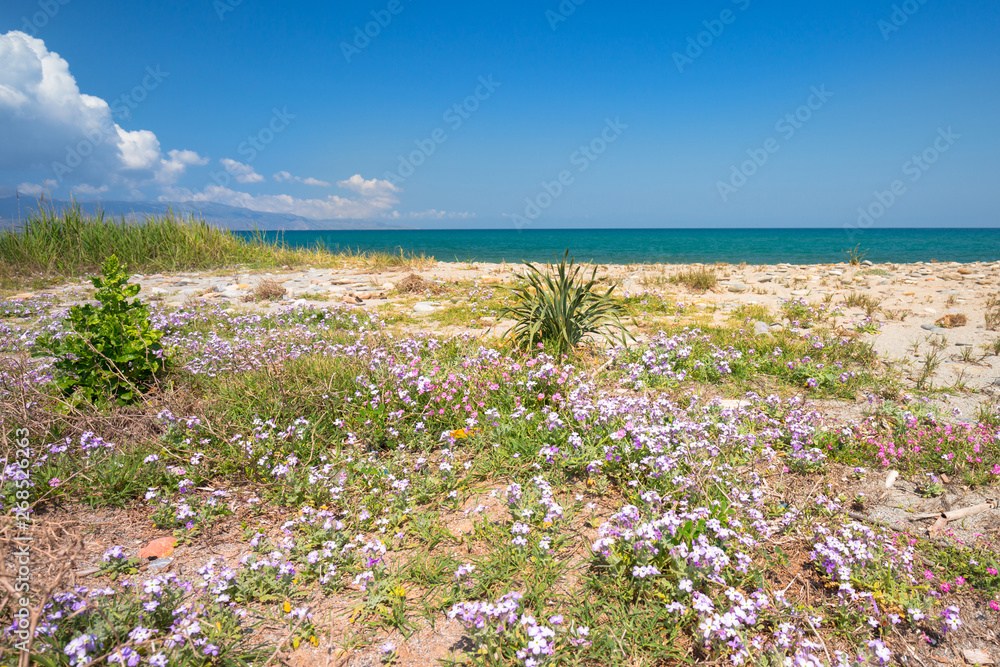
[0,205,433,279]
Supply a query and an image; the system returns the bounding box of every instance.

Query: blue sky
[1,0,998,228]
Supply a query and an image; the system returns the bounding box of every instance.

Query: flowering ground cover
[2,282,999,666]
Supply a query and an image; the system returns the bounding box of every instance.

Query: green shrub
[499,251,632,357]
[32,255,170,404]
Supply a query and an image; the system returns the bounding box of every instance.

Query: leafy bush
[499,251,632,357]
[32,255,170,404]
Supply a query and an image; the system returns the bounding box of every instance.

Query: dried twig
[0,518,83,667]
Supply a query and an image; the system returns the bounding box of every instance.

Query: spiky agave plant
[499,251,633,357]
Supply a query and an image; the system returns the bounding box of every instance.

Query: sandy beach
[20,256,995,399]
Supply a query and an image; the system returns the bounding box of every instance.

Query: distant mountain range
[0,196,413,231]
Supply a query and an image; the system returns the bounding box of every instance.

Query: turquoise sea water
[234,228,1000,265]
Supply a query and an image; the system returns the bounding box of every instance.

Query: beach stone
[758,276,773,283]
[149,287,168,296]
[961,648,994,665]
[147,558,173,571]
[770,324,784,332]
[862,260,873,266]
[727,282,748,293]
[413,302,443,313]
[753,321,771,336]
[920,324,946,333]
[958,267,974,275]
[718,399,751,410]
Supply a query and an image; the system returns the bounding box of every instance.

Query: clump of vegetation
[0,204,434,279]
[396,273,440,294]
[247,279,287,302]
[936,313,967,328]
[31,255,170,404]
[668,266,717,291]
[985,294,1000,331]
[843,291,881,316]
[843,243,870,265]
[500,251,632,356]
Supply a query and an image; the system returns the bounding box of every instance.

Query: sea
[234,228,1000,265]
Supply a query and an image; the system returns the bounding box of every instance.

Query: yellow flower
[391,586,407,598]
[283,600,292,614]
[310,635,319,647]
[292,637,300,649]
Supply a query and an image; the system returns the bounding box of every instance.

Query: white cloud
[17,182,45,196]
[72,184,110,195]
[157,149,209,185]
[273,170,330,187]
[299,176,330,187]
[0,30,203,193]
[337,174,399,198]
[405,209,476,219]
[220,158,264,184]
[164,174,400,220]
[0,31,468,219]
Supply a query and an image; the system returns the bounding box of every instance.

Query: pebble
[727,283,748,293]
[413,302,444,313]
[753,321,771,336]
[961,648,994,665]
[147,558,173,571]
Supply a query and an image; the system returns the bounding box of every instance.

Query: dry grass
[668,267,718,292]
[936,313,967,328]
[396,273,441,294]
[247,280,287,302]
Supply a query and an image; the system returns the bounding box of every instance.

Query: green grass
[0,205,433,279]
[667,267,718,291]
